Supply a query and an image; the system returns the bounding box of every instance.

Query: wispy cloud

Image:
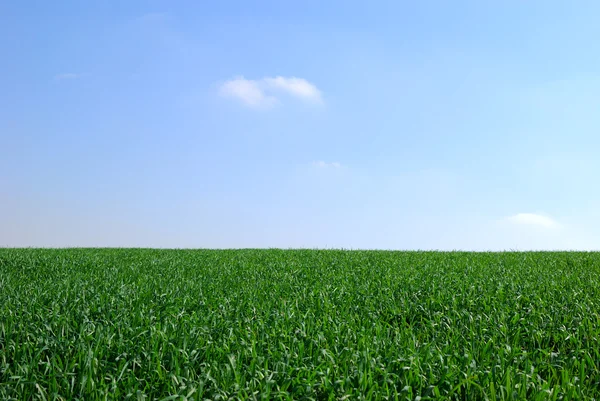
[218,76,322,108]
[54,73,85,81]
[313,161,341,168]
[506,213,561,229]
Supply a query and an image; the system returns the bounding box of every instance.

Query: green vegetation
[1,249,600,400]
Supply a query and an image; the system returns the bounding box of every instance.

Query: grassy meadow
[1,249,599,400]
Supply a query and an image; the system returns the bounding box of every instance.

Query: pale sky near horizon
[2,1,600,250]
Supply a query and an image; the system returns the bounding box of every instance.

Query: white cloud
[218,77,278,109]
[313,161,341,168]
[54,73,84,81]
[506,213,561,229]
[263,76,322,102]
[218,76,322,108]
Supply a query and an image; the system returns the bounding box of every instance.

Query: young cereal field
[1,249,599,400]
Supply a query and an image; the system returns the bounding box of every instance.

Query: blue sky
[2,0,600,249]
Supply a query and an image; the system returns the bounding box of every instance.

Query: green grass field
[1,249,599,400]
